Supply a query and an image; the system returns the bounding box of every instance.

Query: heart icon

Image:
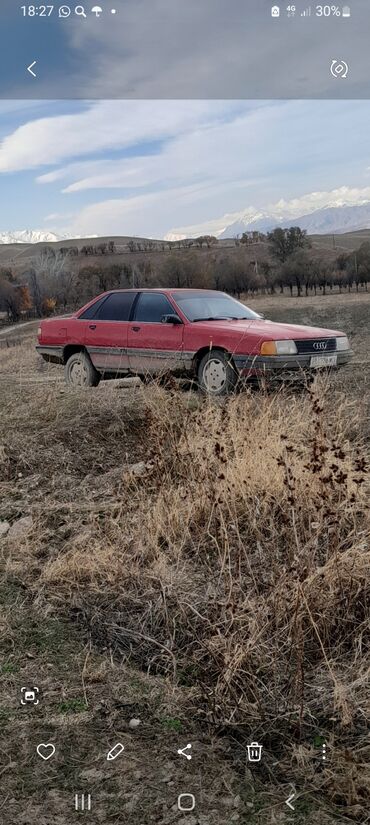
[37,743,56,761]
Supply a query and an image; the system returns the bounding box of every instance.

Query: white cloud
[41,106,277,195]
[0,100,239,173]
[69,186,209,238]
[266,186,370,215]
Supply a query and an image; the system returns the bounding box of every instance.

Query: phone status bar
[270,4,351,17]
[20,5,118,18]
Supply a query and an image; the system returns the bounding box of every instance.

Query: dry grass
[0,313,369,822]
[38,387,370,710]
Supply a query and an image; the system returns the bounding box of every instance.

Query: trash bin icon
[247,742,263,762]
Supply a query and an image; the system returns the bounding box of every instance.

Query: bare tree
[0,277,22,322]
[27,249,75,314]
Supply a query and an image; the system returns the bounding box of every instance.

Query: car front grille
[295,338,336,355]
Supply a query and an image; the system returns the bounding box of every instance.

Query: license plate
[310,354,337,368]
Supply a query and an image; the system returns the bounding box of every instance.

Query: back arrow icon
[285,785,296,811]
[27,61,37,77]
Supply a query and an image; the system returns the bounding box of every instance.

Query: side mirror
[161,314,182,325]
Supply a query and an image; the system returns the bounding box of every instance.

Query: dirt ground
[0,293,369,825]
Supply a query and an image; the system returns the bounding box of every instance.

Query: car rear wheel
[65,351,100,387]
[197,350,237,396]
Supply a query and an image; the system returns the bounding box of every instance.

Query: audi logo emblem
[313,341,327,350]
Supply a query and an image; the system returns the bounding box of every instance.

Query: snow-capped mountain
[0,230,67,245]
[0,230,98,244]
[166,196,370,241]
[218,202,370,238]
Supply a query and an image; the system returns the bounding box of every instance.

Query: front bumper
[234,349,353,377]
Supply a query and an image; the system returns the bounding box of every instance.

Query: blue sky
[1,99,370,239]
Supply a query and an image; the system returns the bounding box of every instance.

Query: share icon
[177,743,192,761]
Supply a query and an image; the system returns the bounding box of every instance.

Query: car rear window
[79,296,107,319]
[95,292,137,321]
[133,293,175,322]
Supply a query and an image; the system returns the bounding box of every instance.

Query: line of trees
[0,227,369,321]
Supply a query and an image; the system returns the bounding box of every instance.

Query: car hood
[194,318,344,339]
[247,319,344,339]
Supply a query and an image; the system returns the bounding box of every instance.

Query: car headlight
[336,336,349,351]
[260,340,298,356]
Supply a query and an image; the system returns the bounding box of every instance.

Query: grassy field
[0,293,369,824]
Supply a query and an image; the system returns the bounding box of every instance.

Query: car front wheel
[197,349,237,396]
[65,351,100,387]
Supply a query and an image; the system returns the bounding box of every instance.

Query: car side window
[95,292,137,321]
[134,293,177,323]
[79,296,107,319]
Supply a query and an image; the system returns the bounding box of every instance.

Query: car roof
[106,288,224,294]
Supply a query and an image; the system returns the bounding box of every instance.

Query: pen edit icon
[107,743,125,761]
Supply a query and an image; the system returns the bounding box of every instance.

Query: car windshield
[173,292,261,322]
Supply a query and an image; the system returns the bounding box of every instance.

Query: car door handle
[88,324,96,330]
[131,326,141,332]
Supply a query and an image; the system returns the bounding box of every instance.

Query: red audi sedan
[36,288,353,395]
